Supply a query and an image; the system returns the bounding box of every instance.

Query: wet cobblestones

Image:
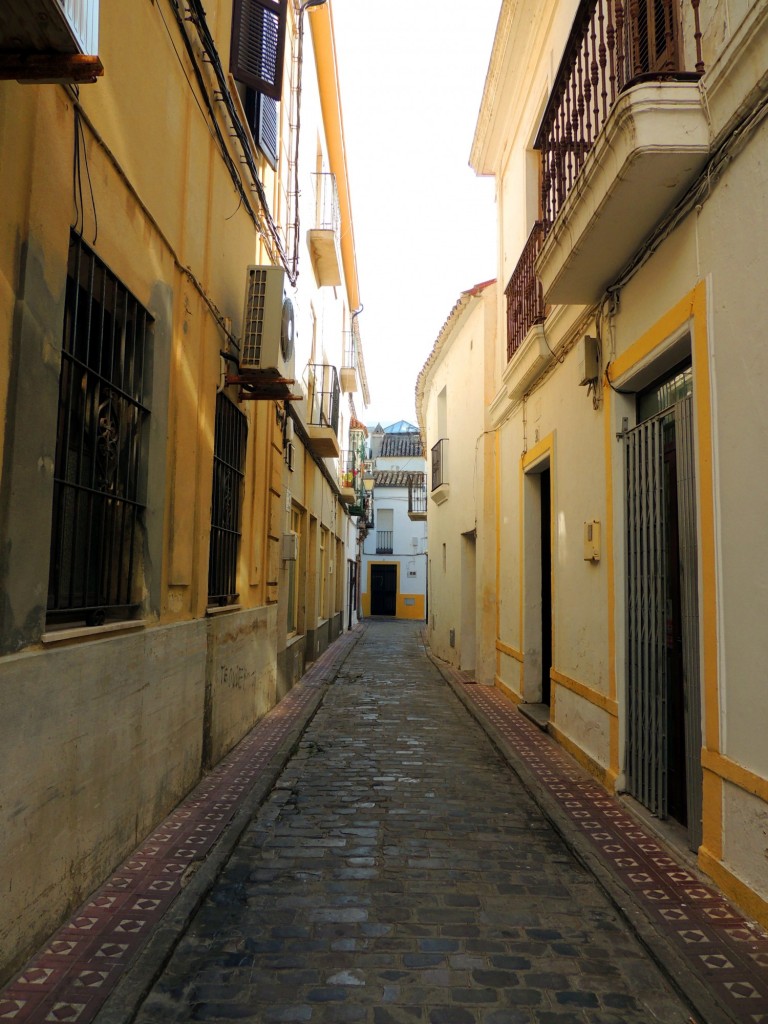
[133,621,693,1023]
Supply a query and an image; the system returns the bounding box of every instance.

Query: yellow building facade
[421,0,768,928]
[0,0,368,982]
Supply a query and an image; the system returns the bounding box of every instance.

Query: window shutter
[245,88,279,169]
[231,0,287,102]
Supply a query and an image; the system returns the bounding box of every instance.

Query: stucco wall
[204,605,278,767]
[0,620,207,982]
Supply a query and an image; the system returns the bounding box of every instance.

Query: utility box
[583,520,601,561]
[281,532,298,562]
[577,335,599,385]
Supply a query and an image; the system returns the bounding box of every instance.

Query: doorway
[460,531,477,673]
[625,368,702,851]
[523,456,553,707]
[540,469,552,706]
[370,564,397,616]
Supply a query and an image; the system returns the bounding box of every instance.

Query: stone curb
[95,627,366,1024]
[426,649,734,1024]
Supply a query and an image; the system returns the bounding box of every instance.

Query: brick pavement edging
[423,643,741,1024]
[0,624,365,1024]
[94,624,366,1024]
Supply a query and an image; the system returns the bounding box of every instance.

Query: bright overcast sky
[330,0,500,430]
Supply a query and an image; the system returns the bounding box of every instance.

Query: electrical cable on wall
[72,100,98,245]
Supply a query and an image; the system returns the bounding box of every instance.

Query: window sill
[42,619,147,645]
[206,604,242,617]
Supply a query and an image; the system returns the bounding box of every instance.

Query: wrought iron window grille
[47,233,152,626]
[208,392,248,606]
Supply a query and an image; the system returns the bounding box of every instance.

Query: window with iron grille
[208,393,248,606]
[47,233,152,626]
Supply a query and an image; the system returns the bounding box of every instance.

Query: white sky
[330,0,500,430]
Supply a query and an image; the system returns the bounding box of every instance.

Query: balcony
[0,0,103,82]
[340,325,359,394]
[535,0,708,304]
[376,530,393,555]
[408,473,427,521]
[307,173,342,288]
[430,439,449,506]
[337,449,358,503]
[306,363,340,458]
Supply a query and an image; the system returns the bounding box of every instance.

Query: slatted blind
[230,0,287,101]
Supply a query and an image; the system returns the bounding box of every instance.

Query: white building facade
[360,423,427,621]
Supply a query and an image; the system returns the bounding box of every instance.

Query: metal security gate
[625,414,668,817]
[625,394,702,849]
[676,396,703,851]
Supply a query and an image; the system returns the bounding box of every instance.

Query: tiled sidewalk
[0,627,362,1024]
[435,659,768,1024]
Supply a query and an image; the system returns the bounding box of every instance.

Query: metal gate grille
[676,395,703,850]
[625,415,667,816]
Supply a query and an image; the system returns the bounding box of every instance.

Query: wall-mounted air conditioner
[241,265,295,377]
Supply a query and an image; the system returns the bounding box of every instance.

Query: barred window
[47,233,151,626]
[208,393,248,605]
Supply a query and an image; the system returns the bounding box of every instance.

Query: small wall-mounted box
[583,520,601,561]
[281,531,299,561]
[578,335,600,385]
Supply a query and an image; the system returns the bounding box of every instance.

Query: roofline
[414,279,497,442]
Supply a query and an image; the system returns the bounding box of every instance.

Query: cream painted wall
[473,0,768,920]
[421,290,496,679]
[0,622,207,980]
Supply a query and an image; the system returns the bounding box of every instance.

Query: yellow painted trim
[496,431,502,687]
[396,594,426,620]
[698,847,768,931]
[702,766,724,860]
[702,749,768,803]
[550,668,618,717]
[495,675,523,704]
[308,7,360,310]
[607,289,698,383]
[549,722,617,790]
[690,282,720,755]
[521,433,555,470]
[496,639,524,662]
[603,381,620,778]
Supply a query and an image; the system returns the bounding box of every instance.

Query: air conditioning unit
[241,265,295,377]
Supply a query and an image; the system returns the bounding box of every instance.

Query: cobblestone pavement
[130,621,696,1024]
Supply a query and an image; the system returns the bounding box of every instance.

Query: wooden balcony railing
[505,222,546,360]
[535,0,704,229]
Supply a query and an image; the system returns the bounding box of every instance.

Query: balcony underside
[338,485,356,504]
[503,324,553,403]
[408,510,427,522]
[307,228,342,287]
[306,424,340,459]
[430,484,449,506]
[537,82,709,305]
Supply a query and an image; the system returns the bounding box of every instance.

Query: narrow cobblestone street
[129,621,693,1024]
